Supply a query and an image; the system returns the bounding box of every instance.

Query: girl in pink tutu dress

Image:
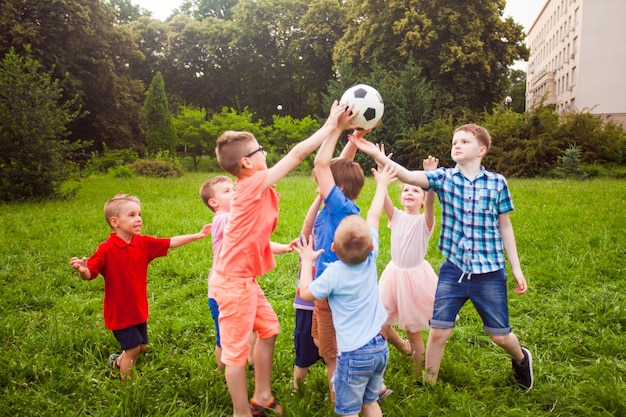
[379,156,439,374]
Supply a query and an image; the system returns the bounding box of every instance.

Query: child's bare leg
[362,400,383,417]
[293,365,308,390]
[248,331,257,369]
[118,344,145,379]
[215,346,225,372]
[225,365,249,417]
[251,335,276,405]
[326,357,336,402]
[407,331,425,374]
[424,328,453,384]
[383,324,410,355]
[490,332,524,362]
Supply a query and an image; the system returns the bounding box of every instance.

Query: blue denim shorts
[334,333,388,415]
[430,261,511,336]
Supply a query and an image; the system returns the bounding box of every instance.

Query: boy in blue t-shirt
[296,164,396,417]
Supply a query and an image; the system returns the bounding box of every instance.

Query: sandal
[249,397,284,416]
[108,353,120,370]
[377,386,393,403]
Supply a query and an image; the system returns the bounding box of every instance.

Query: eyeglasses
[245,146,266,158]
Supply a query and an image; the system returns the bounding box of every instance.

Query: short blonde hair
[454,124,492,151]
[333,215,372,265]
[199,175,233,211]
[215,131,256,176]
[104,193,140,228]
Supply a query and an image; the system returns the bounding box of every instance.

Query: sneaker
[512,347,534,392]
[108,353,120,370]
[249,397,283,416]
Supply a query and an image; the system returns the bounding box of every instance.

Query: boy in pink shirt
[211,101,356,417]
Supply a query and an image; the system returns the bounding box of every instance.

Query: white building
[526,0,626,127]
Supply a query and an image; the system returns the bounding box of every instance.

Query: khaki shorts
[312,298,337,361]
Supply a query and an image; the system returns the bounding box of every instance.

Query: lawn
[0,173,625,416]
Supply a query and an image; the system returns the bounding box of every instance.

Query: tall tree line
[0,0,527,156]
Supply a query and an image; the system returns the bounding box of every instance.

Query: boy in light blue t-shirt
[296,164,396,417]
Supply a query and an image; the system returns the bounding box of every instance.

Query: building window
[572,66,577,85]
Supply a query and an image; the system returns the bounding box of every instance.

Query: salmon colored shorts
[210,272,280,366]
[312,297,337,361]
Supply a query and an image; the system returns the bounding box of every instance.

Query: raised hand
[423,155,439,171]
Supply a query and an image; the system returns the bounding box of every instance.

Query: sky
[132,0,546,68]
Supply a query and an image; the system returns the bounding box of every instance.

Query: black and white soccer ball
[340,84,384,130]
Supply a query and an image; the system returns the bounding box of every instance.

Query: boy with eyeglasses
[211,101,356,417]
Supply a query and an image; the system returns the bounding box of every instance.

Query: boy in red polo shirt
[70,193,211,379]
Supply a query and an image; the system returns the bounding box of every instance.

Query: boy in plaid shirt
[349,124,534,391]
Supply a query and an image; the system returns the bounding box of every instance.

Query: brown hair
[333,215,372,265]
[454,124,492,151]
[104,193,140,228]
[329,158,365,201]
[199,175,232,211]
[215,131,256,176]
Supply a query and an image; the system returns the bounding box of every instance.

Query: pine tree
[143,71,175,155]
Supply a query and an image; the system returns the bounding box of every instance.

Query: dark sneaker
[249,397,283,416]
[512,347,534,391]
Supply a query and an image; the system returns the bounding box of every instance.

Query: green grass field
[1,173,625,416]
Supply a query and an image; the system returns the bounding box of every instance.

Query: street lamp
[504,96,512,107]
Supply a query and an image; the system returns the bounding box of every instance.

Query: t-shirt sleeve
[497,177,514,214]
[424,168,446,191]
[309,271,331,300]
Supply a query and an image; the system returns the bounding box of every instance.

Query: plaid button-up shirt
[425,166,514,274]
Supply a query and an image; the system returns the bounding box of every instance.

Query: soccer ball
[340,84,384,130]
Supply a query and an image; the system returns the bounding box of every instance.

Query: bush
[128,160,182,178]
[86,148,139,174]
[107,165,134,178]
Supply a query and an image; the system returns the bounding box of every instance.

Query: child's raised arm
[264,101,356,189]
[301,194,323,237]
[367,164,397,230]
[313,107,359,198]
[423,155,439,231]
[348,135,430,189]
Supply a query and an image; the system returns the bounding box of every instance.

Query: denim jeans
[334,333,388,415]
[430,261,511,335]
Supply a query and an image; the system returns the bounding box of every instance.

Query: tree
[0,46,83,202]
[507,68,527,113]
[144,72,176,154]
[127,17,170,88]
[334,0,528,117]
[0,0,147,152]
[178,0,239,20]
[172,106,212,170]
[106,0,150,23]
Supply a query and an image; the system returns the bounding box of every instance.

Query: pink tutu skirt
[379,260,438,333]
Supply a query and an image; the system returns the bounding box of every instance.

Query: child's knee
[489,333,510,346]
[429,327,452,343]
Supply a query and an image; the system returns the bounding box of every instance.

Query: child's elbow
[300,291,316,302]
